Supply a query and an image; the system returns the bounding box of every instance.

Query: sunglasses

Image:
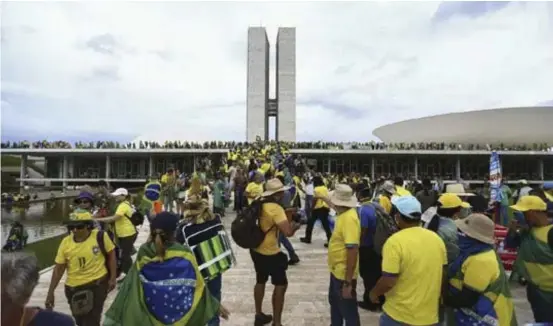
[76,200,92,204]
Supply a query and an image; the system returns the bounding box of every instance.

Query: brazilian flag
[103,242,220,325]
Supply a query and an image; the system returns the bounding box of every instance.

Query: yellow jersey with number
[55,229,115,287]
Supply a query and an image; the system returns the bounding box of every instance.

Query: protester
[46,211,116,325]
[95,188,137,282]
[369,195,446,326]
[326,184,361,326]
[301,175,332,247]
[161,168,177,212]
[508,196,553,322]
[356,187,383,312]
[2,253,75,325]
[376,181,396,214]
[445,213,517,325]
[177,193,235,326]
[426,193,470,264]
[275,175,300,265]
[103,212,230,325]
[249,178,300,326]
[245,172,264,205]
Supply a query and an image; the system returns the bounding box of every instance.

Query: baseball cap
[510,195,547,212]
[391,195,422,220]
[438,193,471,209]
[111,188,129,197]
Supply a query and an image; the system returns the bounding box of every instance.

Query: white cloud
[1,1,552,142]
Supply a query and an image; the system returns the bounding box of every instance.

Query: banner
[489,151,502,203]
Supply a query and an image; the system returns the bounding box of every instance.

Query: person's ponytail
[153,229,166,260]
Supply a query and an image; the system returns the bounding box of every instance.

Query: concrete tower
[246,27,296,142]
[246,27,270,142]
[275,27,296,142]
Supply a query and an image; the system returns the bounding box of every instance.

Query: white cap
[111,188,128,197]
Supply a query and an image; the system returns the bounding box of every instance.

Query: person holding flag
[103,212,230,326]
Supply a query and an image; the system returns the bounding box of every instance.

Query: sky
[2,1,553,143]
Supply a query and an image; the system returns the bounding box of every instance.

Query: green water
[1,199,73,243]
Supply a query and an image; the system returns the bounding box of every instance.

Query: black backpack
[124,203,144,226]
[97,230,122,278]
[231,198,274,249]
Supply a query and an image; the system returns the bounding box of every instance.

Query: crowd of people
[1,140,552,326]
[1,139,552,151]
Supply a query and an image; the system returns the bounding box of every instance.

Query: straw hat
[261,178,289,197]
[329,184,358,208]
[455,213,495,244]
[380,181,397,195]
[445,183,475,197]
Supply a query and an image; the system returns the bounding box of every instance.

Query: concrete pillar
[139,158,146,178]
[371,157,375,180]
[193,155,197,173]
[58,159,63,178]
[68,157,74,178]
[20,154,28,188]
[414,156,418,180]
[326,158,331,174]
[148,155,154,176]
[44,157,51,186]
[105,155,111,180]
[538,159,544,180]
[62,156,68,188]
[455,157,461,181]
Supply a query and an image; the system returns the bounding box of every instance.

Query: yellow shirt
[382,227,446,325]
[396,186,411,196]
[260,162,271,174]
[114,201,137,238]
[55,229,115,287]
[327,208,361,280]
[245,182,263,205]
[314,186,329,209]
[254,202,287,255]
[378,195,392,214]
[449,250,516,326]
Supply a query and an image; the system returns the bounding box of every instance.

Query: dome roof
[372,106,553,145]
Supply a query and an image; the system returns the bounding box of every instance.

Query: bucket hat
[380,181,397,195]
[445,183,475,197]
[455,213,495,244]
[74,191,94,203]
[329,184,358,208]
[261,178,289,197]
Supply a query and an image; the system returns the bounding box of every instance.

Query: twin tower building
[246,27,296,142]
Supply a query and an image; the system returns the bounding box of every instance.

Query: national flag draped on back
[103,242,219,326]
[489,151,502,203]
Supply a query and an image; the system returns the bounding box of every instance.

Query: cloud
[1,1,553,142]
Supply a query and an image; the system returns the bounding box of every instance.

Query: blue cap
[151,212,179,232]
[543,182,553,190]
[391,195,422,220]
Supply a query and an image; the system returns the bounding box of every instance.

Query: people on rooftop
[1,140,551,151]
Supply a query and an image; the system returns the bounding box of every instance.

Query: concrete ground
[29,208,535,325]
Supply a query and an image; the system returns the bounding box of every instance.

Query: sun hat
[380,181,397,195]
[510,195,547,212]
[261,178,289,197]
[74,191,94,203]
[445,183,475,197]
[329,184,358,208]
[66,209,94,224]
[151,212,180,233]
[111,188,129,197]
[391,195,422,220]
[438,193,471,209]
[455,213,495,244]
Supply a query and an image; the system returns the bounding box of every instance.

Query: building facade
[246,27,270,142]
[3,149,552,187]
[276,27,296,142]
[246,26,297,142]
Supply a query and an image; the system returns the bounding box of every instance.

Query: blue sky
[1,1,553,142]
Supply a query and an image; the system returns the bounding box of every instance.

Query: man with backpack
[356,187,385,312]
[231,178,300,326]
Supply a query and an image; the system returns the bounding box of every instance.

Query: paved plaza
[29,209,535,325]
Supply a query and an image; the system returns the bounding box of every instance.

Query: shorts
[249,250,288,286]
